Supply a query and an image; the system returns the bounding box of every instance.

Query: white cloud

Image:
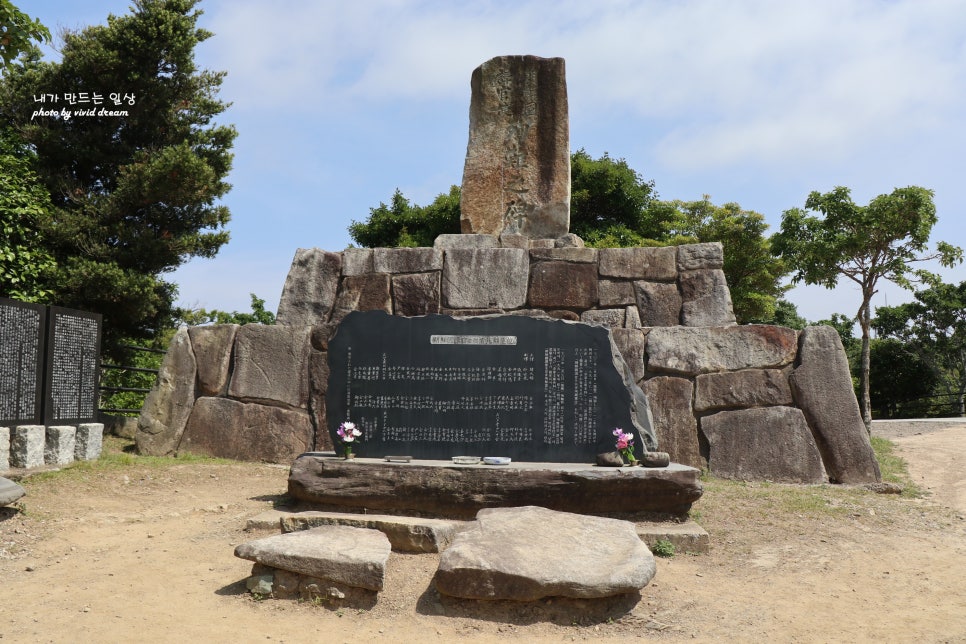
[204,0,966,172]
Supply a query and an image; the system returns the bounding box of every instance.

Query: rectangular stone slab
[288,455,702,519]
[325,311,654,462]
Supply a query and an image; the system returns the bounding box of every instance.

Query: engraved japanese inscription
[44,306,102,424]
[0,298,46,425]
[326,311,650,462]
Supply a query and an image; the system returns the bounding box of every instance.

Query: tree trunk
[860,297,873,434]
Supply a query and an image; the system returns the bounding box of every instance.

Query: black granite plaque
[326,311,651,462]
[0,298,47,425]
[43,306,102,424]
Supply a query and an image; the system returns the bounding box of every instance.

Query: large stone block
[790,326,881,483]
[136,328,197,456]
[528,261,598,309]
[330,273,393,324]
[341,248,373,276]
[679,269,737,326]
[279,511,462,553]
[392,272,441,317]
[44,425,76,466]
[179,397,314,464]
[694,369,793,412]
[289,457,701,518]
[276,248,343,326]
[373,247,443,274]
[528,247,597,263]
[460,55,570,239]
[646,326,799,376]
[677,242,724,271]
[634,281,682,327]
[435,506,655,600]
[598,247,677,280]
[701,406,826,483]
[187,324,238,396]
[580,308,625,328]
[441,248,529,309]
[74,423,103,461]
[598,280,636,306]
[434,234,500,249]
[235,525,390,591]
[642,377,703,469]
[10,425,45,469]
[228,325,311,409]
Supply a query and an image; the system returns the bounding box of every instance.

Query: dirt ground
[1,422,964,643]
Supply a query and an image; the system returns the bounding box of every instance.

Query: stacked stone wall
[135,238,880,484]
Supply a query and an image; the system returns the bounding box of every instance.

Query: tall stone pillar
[460,55,570,239]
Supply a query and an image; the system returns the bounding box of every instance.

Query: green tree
[660,196,788,322]
[348,186,460,248]
[0,0,50,68]
[1,0,236,360]
[772,186,963,429]
[570,148,659,245]
[874,281,966,417]
[0,126,55,301]
[177,293,276,326]
[867,337,939,418]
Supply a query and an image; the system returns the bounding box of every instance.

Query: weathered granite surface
[701,406,827,483]
[136,328,196,456]
[288,456,702,519]
[435,506,655,600]
[0,477,25,506]
[790,326,881,483]
[235,525,391,591]
[460,56,570,239]
[279,510,463,553]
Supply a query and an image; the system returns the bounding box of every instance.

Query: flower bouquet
[336,421,362,459]
[613,428,637,465]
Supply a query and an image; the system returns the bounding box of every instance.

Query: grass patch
[699,477,847,520]
[870,436,924,497]
[22,436,235,485]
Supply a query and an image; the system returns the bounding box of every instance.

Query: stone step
[235,524,391,591]
[245,509,464,553]
[636,520,710,554]
[288,455,703,519]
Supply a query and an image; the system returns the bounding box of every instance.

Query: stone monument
[325,311,656,462]
[460,55,570,239]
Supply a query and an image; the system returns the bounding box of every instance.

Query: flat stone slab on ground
[288,456,702,519]
[234,525,390,591]
[636,520,710,554]
[0,477,26,506]
[277,510,464,553]
[435,506,656,600]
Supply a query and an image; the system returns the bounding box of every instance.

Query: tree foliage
[1,0,236,359]
[0,0,50,68]
[772,185,963,428]
[570,148,659,245]
[348,186,460,248]
[660,196,787,323]
[177,293,276,326]
[0,126,55,301]
[874,280,966,417]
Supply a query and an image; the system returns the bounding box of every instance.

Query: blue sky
[25,0,966,324]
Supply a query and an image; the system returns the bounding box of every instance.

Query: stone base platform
[287,454,703,519]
